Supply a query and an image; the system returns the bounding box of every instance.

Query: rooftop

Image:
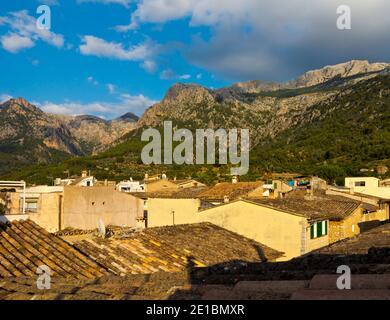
[132,186,209,199]
[198,182,262,201]
[314,223,390,255]
[247,190,368,221]
[0,220,105,279]
[1,223,390,300]
[70,222,283,276]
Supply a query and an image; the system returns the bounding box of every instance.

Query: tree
[317,165,345,184]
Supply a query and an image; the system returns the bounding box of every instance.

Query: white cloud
[0,94,12,103]
[160,69,191,80]
[38,94,157,118]
[79,35,157,62]
[38,0,60,5]
[126,0,390,80]
[179,74,191,80]
[77,0,131,7]
[1,33,35,53]
[87,76,99,85]
[107,83,116,94]
[0,10,64,53]
[141,60,157,73]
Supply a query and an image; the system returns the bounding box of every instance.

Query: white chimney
[232,176,238,184]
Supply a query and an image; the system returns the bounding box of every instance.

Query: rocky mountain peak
[217,60,390,95]
[163,83,211,103]
[1,97,43,116]
[11,97,31,108]
[115,112,139,123]
[293,60,389,88]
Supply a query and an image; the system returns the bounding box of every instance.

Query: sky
[0,0,390,119]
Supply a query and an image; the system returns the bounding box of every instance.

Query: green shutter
[317,222,322,237]
[310,224,314,239]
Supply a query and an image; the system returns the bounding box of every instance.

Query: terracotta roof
[132,187,209,199]
[198,182,262,201]
[315,223,390,255]
[249,198,359,221]
[246,190,365,221]
[1,224,390,300]
[71,223,283,276]
[0,220,105,279]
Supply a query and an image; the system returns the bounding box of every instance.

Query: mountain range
[1,59,390,183]
[0,98,138,174]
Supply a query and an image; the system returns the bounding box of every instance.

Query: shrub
[0,203,6,215]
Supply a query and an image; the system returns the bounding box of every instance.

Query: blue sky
[0,0,389,118]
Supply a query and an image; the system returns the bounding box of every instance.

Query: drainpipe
[171,210,175,226]
[22,181,26,215]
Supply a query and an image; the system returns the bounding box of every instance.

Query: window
[310,220,328,239]
[25,201,38,213]
[355,181,366,187]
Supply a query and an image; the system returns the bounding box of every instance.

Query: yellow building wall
[145,180,177,192]
[305,225,329,252]
[198,201,311,260]
[329,207,389,244]
[29,193,63,233]
[367,206,390,222]
[5,193,20,214]
[146,198,201,227]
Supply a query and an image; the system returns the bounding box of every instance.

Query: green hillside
[2,75,390,186]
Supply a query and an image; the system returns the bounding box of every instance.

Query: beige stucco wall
[2,191,63,232]
[29,193,63,233]
[198,201,322,260]
[146,198,201,227]
[345,177,380,193]
[63,186,143,230]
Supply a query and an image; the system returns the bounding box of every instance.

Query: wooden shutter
[317,221,322,237]
[310,224,314,239]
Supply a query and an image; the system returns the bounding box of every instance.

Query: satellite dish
[98,219,106,238]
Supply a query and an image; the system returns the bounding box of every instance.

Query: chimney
[232,176,238,184]
[304,187,314,201]
[144,173,149,181]
[81,170,88,178]
[224,195,230,203]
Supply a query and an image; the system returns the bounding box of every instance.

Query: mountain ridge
[1,59,390,181]
[0,98,138,174]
